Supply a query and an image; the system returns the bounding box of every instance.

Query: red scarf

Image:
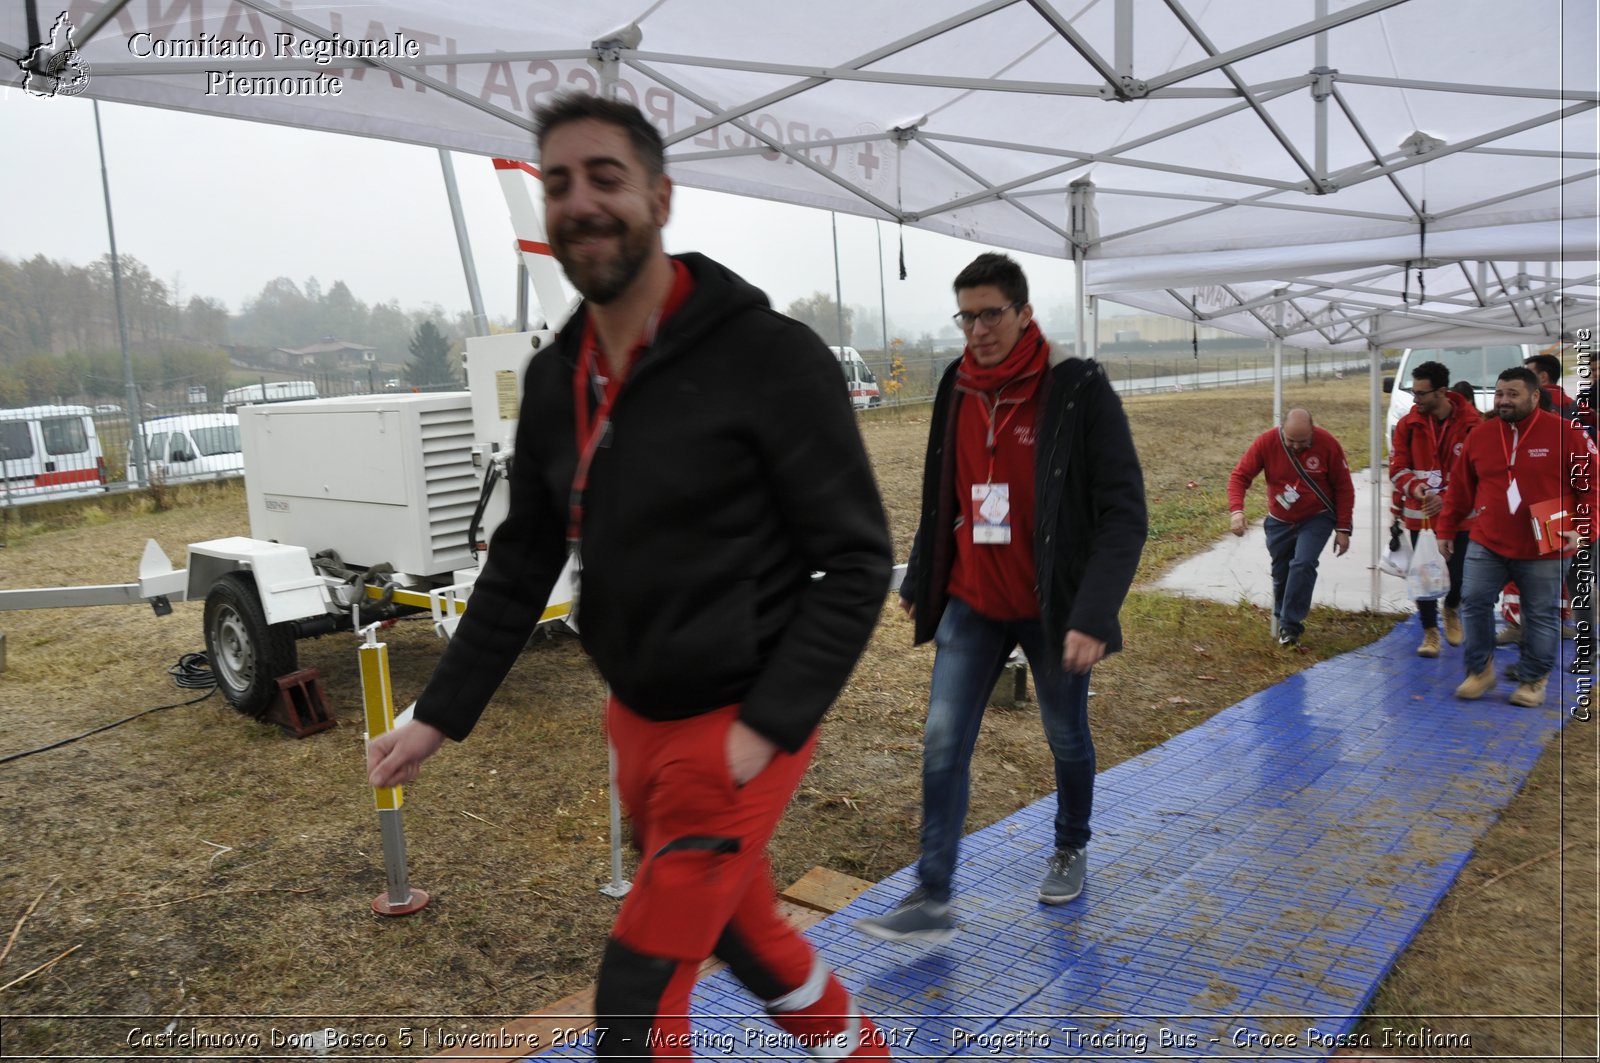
[955,320,1049,396]
[947,322,1049,621]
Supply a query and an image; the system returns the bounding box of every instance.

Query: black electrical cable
[0,652,217,765]
[467,457,503,561]
[169,651,217,689]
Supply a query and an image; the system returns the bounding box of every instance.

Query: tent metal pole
[93,100,148,489]
[1272,296,1284,427]
[516,258,530,333]
[1313,0,1329,179]
[876,221,889,353]
[1370,339,1383,610]
[1087,295,1099,361]
[832,213,847,348]
[1115,0,1134,78]
[1074,245,1087,360]
[439,149,489,337]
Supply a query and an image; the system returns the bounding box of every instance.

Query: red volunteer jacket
[1436,405,1597,559]
[1228,426,1355,532]
[1389,389,1478,530]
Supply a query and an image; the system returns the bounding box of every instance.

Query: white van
[829,346,882,410]
[136,413,244,485]
[222,380,318,412]
[1383,343,1534,439]
[0,405,107,501]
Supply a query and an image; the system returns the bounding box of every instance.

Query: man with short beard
[368,94,895,1059]
[1438,366,1596,706]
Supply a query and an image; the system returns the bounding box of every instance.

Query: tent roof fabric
[4,0,1595,349]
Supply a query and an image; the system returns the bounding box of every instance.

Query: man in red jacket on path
[1390,360,1480,657]
[1438,366,1597,706]
[1227,409,1354,647]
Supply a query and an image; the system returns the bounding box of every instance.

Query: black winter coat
[902,354,1147,655]
[415,253,892,753]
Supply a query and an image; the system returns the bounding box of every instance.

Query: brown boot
[1508,675,1549,707]
[1496,622,1523,646]
[1454,663,1496,700]
[1442,605,1463,646]
[1416,628,1441,658]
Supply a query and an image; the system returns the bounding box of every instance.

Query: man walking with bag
[1227,409,1355,647]
[1438,366,1596,706]
[1391,360,1479,656]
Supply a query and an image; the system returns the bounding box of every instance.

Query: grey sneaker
[853,889,956,943]
[1039,847,1087,904]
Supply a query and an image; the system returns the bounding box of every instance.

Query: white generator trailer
[0,329,573,720]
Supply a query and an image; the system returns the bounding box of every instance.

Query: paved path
[1155,469,1416,619]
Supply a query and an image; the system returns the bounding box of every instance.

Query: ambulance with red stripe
[830,346,882,410]
[0,405,107,502]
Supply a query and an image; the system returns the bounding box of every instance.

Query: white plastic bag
[1407,528,1450,600]
[1379,520,1412,578]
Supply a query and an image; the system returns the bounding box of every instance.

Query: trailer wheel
[204,572,298,719]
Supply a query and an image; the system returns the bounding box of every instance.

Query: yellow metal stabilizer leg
[360,630,430,916]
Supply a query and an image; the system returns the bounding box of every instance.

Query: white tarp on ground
[4,0,1594,349]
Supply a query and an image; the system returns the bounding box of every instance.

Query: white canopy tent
[6,0,1597,605]
[6,0,1593,348]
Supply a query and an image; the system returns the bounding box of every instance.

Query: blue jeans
[917,597,1095,903]
[1264,513,1335,638]
[1459,540,1565,681]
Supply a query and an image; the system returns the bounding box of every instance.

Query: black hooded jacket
[414,253,892,752]
[901,354,1146,655]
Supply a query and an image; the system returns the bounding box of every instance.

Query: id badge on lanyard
[972,482,1012,544]
[1502,413,1532,515]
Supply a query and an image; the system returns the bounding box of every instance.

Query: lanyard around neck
[568,310,660,545]
[1500,406,1540,470]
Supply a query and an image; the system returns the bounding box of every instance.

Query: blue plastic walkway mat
[531,622,1576,1060]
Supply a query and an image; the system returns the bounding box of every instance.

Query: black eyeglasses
[952,303,1021,331]
[1411,387,1438,398]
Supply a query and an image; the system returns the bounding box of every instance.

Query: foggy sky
[0,96,1089,345]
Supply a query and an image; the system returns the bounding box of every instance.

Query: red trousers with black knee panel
[594,698,888,1061]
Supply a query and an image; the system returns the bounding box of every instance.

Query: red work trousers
[598,698,887,1061]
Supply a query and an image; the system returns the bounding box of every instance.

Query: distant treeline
[0,252,484,406]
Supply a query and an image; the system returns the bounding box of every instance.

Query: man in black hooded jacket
[368,94,894,1059]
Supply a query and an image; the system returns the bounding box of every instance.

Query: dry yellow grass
[0,378,1591,1059]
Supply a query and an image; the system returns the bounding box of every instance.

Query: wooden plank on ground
[779,866,873,914]
[424,871,867,1062]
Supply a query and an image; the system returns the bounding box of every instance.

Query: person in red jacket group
[1390,360,1480,656]
[1438,366,1597,706]
[1228,409,1355,646]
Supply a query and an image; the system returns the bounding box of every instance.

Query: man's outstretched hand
[367,720,446,788]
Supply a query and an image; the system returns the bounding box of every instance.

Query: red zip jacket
[1228,426,1355,531]
[1390,389,1478,530]
[1437,405,1598,558]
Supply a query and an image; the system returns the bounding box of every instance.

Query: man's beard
[553,218,652,305]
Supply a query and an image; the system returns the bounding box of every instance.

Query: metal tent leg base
[372,887,430,916]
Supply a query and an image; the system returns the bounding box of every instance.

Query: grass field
[0,375,1592,1058]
